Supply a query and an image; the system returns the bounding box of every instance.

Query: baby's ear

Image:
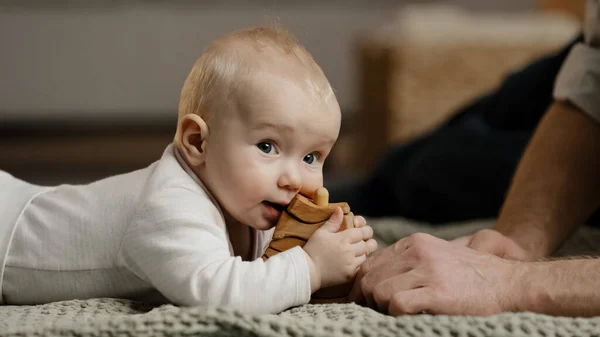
[178,114,209,167]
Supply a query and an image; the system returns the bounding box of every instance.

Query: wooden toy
[262,187,355,303]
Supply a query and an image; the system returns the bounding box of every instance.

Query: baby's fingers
[353,253,367,270]
[351,238,379,257]
[365,239,378,255]
[342,226,373,243]
[352,240,368,256]
[353,215,367,228]
[319,207,344,233]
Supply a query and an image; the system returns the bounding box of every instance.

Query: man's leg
[340,119,530,223]
[331,35,589,224]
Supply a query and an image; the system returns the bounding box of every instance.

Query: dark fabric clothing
[332,34,600,225]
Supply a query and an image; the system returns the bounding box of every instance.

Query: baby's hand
[303,208,377,292]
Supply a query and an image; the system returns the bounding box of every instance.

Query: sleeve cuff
[279,246,312,305]
[554,43,600,124]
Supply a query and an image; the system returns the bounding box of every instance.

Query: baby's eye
[257,142,276,154]
[303,153,319,164]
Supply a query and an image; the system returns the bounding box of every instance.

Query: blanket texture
[2,218,600,337]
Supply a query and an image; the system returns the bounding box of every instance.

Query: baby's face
[200,73,341,231]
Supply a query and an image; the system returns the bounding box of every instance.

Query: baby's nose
[277,166,302,191]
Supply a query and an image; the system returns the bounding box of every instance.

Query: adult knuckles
[390,292,425,315]
[407,232,435,245]
[404,244,430,262]
[389,294,410,315]
[394,233,430,253]
[372,284,389,309]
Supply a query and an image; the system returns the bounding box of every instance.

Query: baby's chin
[231,212,275,231]
[223,210,275,231]
[247,219,278,231]
[232,207,280,231]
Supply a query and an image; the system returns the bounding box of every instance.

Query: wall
[0,0,400,122]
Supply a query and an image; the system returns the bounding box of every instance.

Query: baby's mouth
[263,201,287,212]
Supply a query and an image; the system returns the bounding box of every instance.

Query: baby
[0,27,377,314]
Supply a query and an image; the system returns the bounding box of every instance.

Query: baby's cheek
[239,169,268,191]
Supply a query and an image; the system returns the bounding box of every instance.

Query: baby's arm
[119,190,310,314]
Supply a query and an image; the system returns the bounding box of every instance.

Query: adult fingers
[365,236,413,271]
[388,287,435,316]
[348,237,412,304]
[348,275,367,305]
[361,257,415,310]
[372,270,422,313]
[348,254,380,304]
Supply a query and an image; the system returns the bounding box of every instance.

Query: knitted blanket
[2,218,600,337]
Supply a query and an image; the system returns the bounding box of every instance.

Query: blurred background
[0,0,584,186]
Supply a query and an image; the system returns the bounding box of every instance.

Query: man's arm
[493,101,600,259]
[462,0,600,260]
[513,257,600,317]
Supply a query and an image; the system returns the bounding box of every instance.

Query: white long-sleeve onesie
[0,144,311,314]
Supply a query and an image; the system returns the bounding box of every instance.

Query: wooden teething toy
[262,187,355,303]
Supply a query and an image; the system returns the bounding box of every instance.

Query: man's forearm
[494,101,600,258]
[511,258,600,317]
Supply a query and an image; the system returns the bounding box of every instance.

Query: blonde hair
[177,26,334,125]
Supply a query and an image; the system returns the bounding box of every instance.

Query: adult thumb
[467,230,506,256]
[452,233,502,256]
[321,207,343,233]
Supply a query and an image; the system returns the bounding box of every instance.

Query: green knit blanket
[2,218,600,337]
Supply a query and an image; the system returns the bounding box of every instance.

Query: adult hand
[348,233,523,316]
[452,229,537,261]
